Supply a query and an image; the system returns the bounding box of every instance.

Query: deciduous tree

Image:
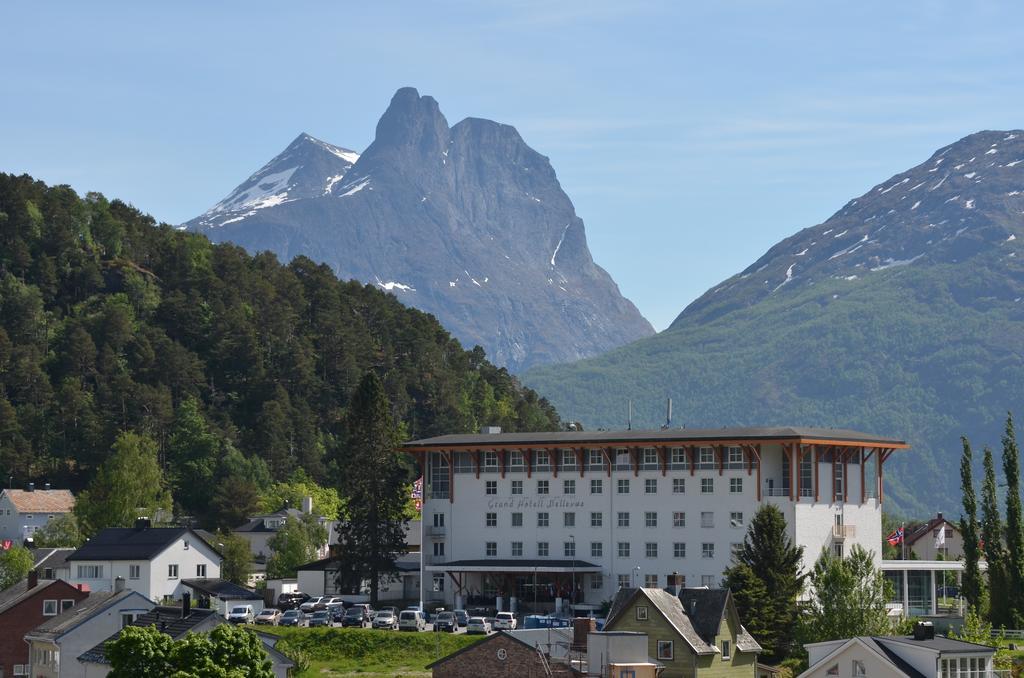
[267,513,328,579]
[802,544,893,643]
[0,545,33,590]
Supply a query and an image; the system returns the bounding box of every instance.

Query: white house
[404,426,908,612]
[25,588,154,678]
[232,499,336,562]
[0,486,75,543]
[65,520,221,603]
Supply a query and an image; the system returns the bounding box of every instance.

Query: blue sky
[2,1,1022,330]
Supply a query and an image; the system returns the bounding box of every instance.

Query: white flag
[934,525,946,549]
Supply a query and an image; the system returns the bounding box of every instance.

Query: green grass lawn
[258,627,483,677]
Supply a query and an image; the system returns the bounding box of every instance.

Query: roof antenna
[627,400,633,431]
[662,398,672,430]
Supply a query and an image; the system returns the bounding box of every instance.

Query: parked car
[373,610,399,629]
[227,605,255,624]
[324,597,347,612]
[276,592,310,610]
[399,609,426,631]
[493,611,517,630]
[300,596,327,613]
[309,610,333,627]
[466,616,491,635]
[279,609,308,627]
[937,586,960,598]
[342,605,371,627]
[453,609,469,627]
[433,610,459,633]
[255,608,282,625]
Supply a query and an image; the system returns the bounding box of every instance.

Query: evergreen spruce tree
[1001,413,1024,626]
[981,446,1010,627]
[333,372,409,605]
[722,504,806,662]
[959,436,984,613]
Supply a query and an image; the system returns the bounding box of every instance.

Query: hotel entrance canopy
[425,559,602,574]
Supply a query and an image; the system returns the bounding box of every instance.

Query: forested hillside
[0,173,558,518]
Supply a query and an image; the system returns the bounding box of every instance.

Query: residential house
[66,519,221,602]
[232,498,335,563]
[586,631,661,677]
[0,575,90,677]
[426,630,580,677]
[33,548,75,581]
[0,485,75,543]
[603,587,761,677]
[255,631,297,678]
[906,513,963,561]
[800,623,998,677]
[296,551,420,601]
[24,587,154,678]
[182,578,264,618]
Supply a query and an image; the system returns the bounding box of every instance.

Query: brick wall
[0,580,89,676]
[432,633,557,678]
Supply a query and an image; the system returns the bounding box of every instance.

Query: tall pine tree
[959,437,984,613]
[722,504,806,663]
[981,446,1010,627]
[1002,413,1024,626]
[333,372,409,605]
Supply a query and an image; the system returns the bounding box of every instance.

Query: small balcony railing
[427,526,446,537]
[833,525,856,540]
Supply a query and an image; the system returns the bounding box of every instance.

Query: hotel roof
[403,426,908,449]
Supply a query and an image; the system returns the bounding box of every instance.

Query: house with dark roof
[182,577,264,617]
[0,576,89,677]
[33,548,75,581]
[603,587,761,677]
[800,624,997,677]
[232,498,336,563]
[905,513,963,561]
[0,485,76,542]
[24,587,153,678]
[66,519,221,603]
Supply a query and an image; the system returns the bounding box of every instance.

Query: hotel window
[721,640,731,660]
[485,481,497,495]
[591,511,603,527]
[564,512,576,527]
[657,640,674,660]
[129,564,141,579]
[672,478,685,494]
[701,478,714,494]
[670,447,688,469]
[486,512,497,527]
[433,542,445,557]
[512,512,523,527]
[430,455,450,496]
[508,450,525,471]
[617,574,631,589]
[834,462,845,500]
[702,543,715,558]
[642,448,659,469]
[800,448,813,497]
[617,479,630,494]
[618,512,630,528]
[588,449,605,470]
[645,478,657,494]
[732,543,743,558]
[196,564,206,577]
[645,512,658,528]
[833,543,844,558]
[730,478,743,493]
[168,564,179,578]
[512,541,523,556]
[673,542,686,558]
[618,542,631,558]
[564,541,576,557]
[591,542,603,558]
[615,449,631,470]
[673,512,686,528]
[43,599,58,616]
[486,542,497,557]
[701,511,714,528]
[535,450,550,470]
[561,450,577,470]
[483,451,498,472]
[538,512,549,527]
[537,480,550,495]
[591,574,602,590]
[727,446,744,467]
[564,479,576,495]
[591,479,603,494]
[699,446,715,468]
[730,512,744,528]
[434,513,445,527]
[433,574,445,592]
[645,542,658,558]
[538,542,549,557]
[453,452,473,473]
[702,575,715,587]
[511,480,523,495]
[644,573,658,587]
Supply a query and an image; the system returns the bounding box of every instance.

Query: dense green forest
[0,173,558,521]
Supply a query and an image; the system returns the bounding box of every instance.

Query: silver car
[466,616,491,634]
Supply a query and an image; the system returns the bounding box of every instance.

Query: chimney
[27,569,38,591]
[26,482,34,492]
[301,496,314,515]
[937,512,943,521]
[913,621,935,641]
[181,592,191,618]
[114,576,126,593]
[134,517,151,531]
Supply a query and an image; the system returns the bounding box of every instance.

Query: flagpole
[902,522,906,560]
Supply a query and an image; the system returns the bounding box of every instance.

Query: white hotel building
[404,426,907,613]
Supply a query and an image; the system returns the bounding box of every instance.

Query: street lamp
[569,534,576,612]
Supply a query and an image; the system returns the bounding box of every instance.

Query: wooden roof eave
[403,438,908,453]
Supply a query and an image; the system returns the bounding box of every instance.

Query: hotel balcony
[833,524,856,540]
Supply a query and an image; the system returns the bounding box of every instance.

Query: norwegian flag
[411,477,423,500]
[886,527,905,546]
[1,539,11,550]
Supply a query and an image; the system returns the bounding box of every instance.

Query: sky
[2,1,1023,330]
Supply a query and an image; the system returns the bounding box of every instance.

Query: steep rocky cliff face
[187,88,653,370]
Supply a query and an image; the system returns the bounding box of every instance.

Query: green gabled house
[604,587,761,677]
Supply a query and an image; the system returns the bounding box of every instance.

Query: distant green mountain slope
[524,130,1024,515]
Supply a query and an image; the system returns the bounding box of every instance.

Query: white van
[398,609,426,631]
[227,604,255,624]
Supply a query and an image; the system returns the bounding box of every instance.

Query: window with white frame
[591,574,602,590]
[645,542,658,558]
[852,660,866,676]
[564,479,576,495]
[636,605,648,620]
[433,542,445,557]
[564,512,576,527]
[483,451,498,471]
[129,564,141,579]
[642,448,659,469]
[645,512,657,528]
[538,512,549,527]
[670,447,688,469]
[657,640,674,660]
[644,573,658,587]
[721,639,731,660]
[701,511,714,528]
[727,446,743,466]
[196,564,206,577]
[702,543,715,558]
[588,449,605,470]
[699,447,715,467]
[701,478,714,494]
[618,512,630,528]
[168,564,179,578]
[730,511,744,527]
[617,574,630,589]
[77,565,103,579]
[615,449,631,470]
[617,542,630,558]
[591,479,603,494]
[511,480,523,495]
[486,542,497,557]
[591,512,603,528]
[434,513,445,527]
[535,451,550,469]
[561,450,577,470]
[701,575,715,587]
[433,573,445,592]
[538,542,549,557]
[674,542,686,558]
[673,511,686,528]
[537,480,549,495]
[511,541,523,557]
[486,512,497,527]
[43,599,58,616]
[591,542,603,558]
[512,512,523,527]
[564,541,576,557]
[730,477,743,493]
[645,478,657,494]
[617,478,630,494]
[673,478,685,493]
[485,480,497,495]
